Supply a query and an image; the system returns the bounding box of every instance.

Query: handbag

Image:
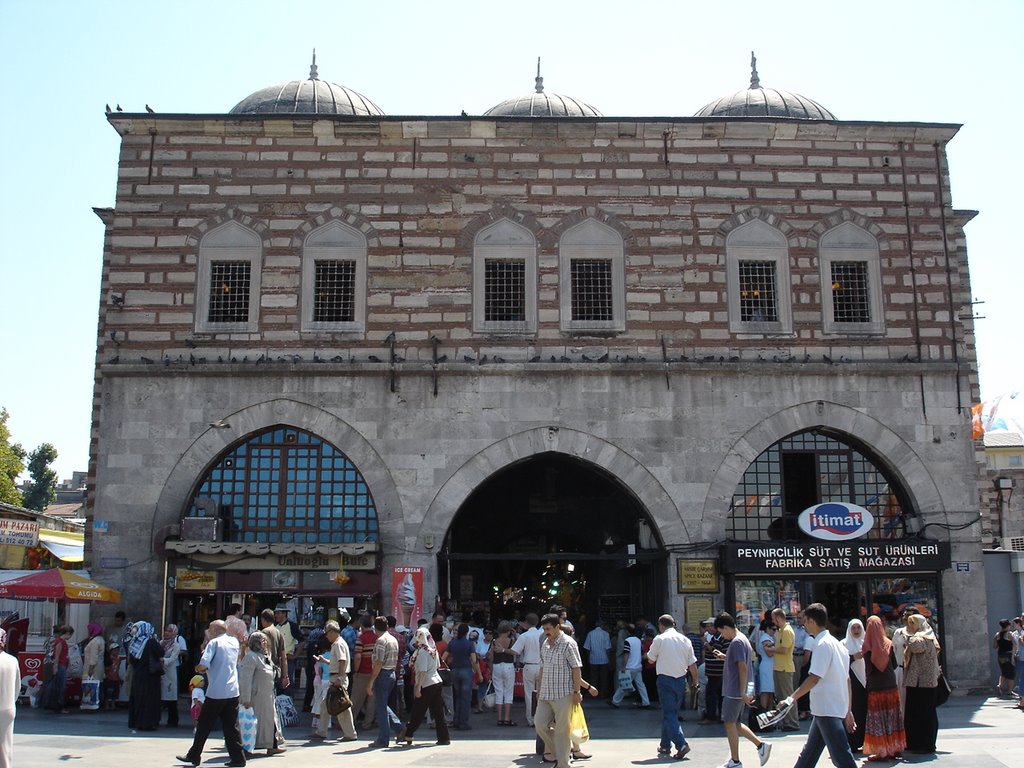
[935,671,952,706]
[482,681,496,710]
[238,706,258,752]
[616,671,634,692]
[326,684,352,716]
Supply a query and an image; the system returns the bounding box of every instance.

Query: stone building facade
[87,64,987,685]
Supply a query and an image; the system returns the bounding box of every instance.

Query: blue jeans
[656,675,688,751]
[794,715,858,768]
[373,670,401,745]
[452,667,474,728]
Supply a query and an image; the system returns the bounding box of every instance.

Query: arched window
[472,218,537,334]
[819,222,884,335]
[195,221,262,333]
[728,430,909,541]
[559,219,625,332]
[301,221,368,333]
[187,426,378,544]
[725,219,792,335]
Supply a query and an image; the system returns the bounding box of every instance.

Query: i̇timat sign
[0,519,39,547]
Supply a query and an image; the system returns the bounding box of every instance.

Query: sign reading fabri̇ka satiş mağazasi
[721,540,951,574]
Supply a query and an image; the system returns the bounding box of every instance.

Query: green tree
[22,443,58,511]
[0,409,25,506]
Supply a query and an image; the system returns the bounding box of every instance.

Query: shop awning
[166,541,375,556]
[38,529,84,563]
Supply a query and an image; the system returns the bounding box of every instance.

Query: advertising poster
[391,566,424,628]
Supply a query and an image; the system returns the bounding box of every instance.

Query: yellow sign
[175,567,218,591]
[676,559,719,593]
[684,596,715,626]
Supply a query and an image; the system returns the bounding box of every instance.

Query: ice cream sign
[391,566,424,628]
[797,502,874,541]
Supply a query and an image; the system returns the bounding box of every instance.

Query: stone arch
[152,398,402,546]
[456,204,547,250]
[807,208,892,251]
[548,207,634,249]
[185,208,270,248]
[290,206,380,248]
[713,206,800,249]
[419,426,690,546]
[701,401,946,538]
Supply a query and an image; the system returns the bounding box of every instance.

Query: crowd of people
[19,600,1021,768]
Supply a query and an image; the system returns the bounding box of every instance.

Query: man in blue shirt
[177,620,246,767]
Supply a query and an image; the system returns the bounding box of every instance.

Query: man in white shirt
[610,629,650,707]
[583,619,613,701]
[512,613,543,725]
[177,620,246,767]
[777,604,857,768]
[646,614,700,761]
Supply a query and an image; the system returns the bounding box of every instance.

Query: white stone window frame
[819,222,885,336]
[195,221,262,334]
[472,218,538,336]
[726,219,793,336]
[301,221,368,334]
[558,219,626,334]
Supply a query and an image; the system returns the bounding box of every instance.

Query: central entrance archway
[439,452,666,627]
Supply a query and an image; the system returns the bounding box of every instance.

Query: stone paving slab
[12,695,1022,768]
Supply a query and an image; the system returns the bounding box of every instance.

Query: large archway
[439,452,666,626]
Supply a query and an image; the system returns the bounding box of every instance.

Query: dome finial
[535,56,544,94]
[749,51,760,89]
[309,49,319,81]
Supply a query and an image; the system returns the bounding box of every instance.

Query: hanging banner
[391,566,424,629]
[0,519,39,547]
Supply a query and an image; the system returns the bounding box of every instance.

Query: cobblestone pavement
[12,694,1023,768]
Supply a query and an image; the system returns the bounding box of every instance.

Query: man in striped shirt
[535,614,583,768]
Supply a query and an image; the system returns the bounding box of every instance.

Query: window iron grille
[570,258,614,322]
[313,260,357,323]
[831,261,871,323]
[483,259,526,322]
[738,261,778,323]
[207,261,251,323]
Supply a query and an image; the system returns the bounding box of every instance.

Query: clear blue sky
[1,0,1020,481]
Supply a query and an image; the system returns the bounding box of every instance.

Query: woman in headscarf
[238,631,286,757]
[860,615,905,760]
[842,619,867,751]
[395,626,450,747]
[160,624,181,727]
[126,621,164,731]
[903,614,940,754]
[225,615,249,660]
[82,623,106,680]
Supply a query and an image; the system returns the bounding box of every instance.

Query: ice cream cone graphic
[397,572,417,626]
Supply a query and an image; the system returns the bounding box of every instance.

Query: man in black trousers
[177,619,246,767]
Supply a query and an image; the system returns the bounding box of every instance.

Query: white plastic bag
[239,706,258,752]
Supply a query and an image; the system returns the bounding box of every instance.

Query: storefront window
[870,577,939,635]
[728,430,910,541]
[735,578,802,632]
[187,426,379,544]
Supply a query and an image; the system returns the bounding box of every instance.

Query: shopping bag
[239,706,258,752]
[569,703,589,744]
[616,671,634,692]
[326,684,351,716]
[79,677,100,710]
[275,694,300,727]
[482,682,496,710]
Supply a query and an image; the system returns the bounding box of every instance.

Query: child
[189,674,206,732]
[102,644,122,710]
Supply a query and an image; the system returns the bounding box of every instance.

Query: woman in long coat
[903,614,940,754]
[127,621,164,731]
[159,624,181,726]
[238,631,286,756]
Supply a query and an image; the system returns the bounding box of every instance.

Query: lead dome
[696,53,835,120]
[230,53,385,116]
[484,59,601,118]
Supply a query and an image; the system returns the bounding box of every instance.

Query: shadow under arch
[420,426,689,546]
[152,399,402,545]
[702,401,946,537]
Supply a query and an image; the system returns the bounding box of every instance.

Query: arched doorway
[439,452,666,627]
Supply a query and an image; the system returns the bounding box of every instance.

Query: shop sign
[0,519,39,547]
[722,540,952,574]
[798,503,874,541]
[391,567,424,627]
[677,559,720,593]
[174,566,218,591]
[177,552,377,571]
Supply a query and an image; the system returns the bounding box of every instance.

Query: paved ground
[12,693,1023,768]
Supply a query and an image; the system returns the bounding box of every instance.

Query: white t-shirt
[647,627,697,678]
[622,636,642,671]
[807,630,850,718]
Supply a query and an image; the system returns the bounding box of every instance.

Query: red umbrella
[0,569,121,603]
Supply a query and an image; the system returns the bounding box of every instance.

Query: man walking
[610,626,650,708]
[258,609,289,694]
[714,613,771,768]
[776,604,857,768]
[534,613,584,768]
[646,613,700,761]
[512,613,543,726]
[583,619,612,699]
[366,616,402,748]
[701,619,728,724]
[771,608,799,731]
[177,620,246,767]
[312,620,359,742]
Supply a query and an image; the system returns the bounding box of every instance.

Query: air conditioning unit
[1003,536,1024,552]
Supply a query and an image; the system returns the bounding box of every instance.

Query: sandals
[497,720,519,726]
[572,750,592,760]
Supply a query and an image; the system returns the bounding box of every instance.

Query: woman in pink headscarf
[83,623,106,680]
[860,615,905,760]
